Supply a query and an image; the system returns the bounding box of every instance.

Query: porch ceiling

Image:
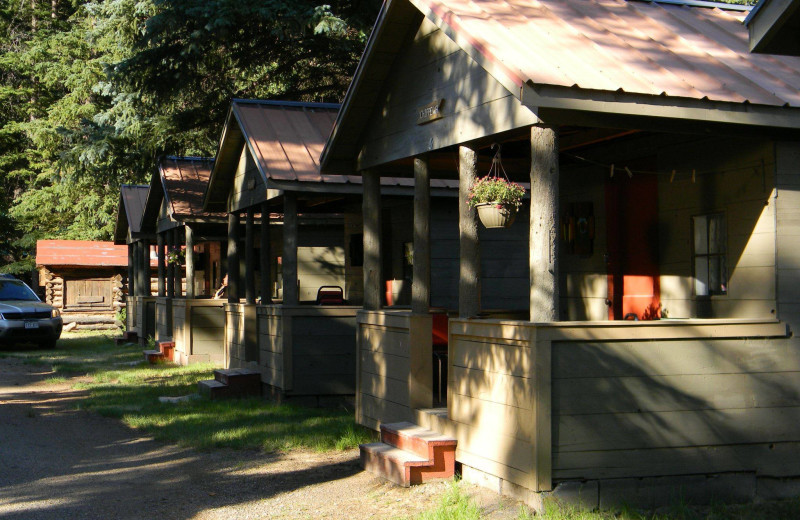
[746,0,800,56]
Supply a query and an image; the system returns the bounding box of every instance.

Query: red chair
[316,286,344,305]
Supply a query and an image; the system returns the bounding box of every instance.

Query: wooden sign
[417,99,444,125]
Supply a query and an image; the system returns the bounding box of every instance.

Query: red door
[605,171,660,320]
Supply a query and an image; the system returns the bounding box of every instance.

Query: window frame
[692,212,728,297]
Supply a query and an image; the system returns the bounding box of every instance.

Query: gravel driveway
[0,356,519,520]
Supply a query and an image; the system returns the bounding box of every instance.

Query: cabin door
[605,170,660,320]
[65,278,114,311]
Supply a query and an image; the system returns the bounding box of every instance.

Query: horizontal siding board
[552,339,799,378]
[451,338,531,377]
[360,350,410,381]
[450,393,534,442]
[361,371,409,405]
[553,441,800,480]
[554,371,800,415]
[451,365,532,409]
[360,392,413,426]
[555,406,800,453]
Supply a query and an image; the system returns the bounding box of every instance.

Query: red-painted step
[360,421,457,487]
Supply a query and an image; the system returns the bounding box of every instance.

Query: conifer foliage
[0,0,378,274]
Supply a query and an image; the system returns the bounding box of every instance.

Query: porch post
[185,225,195,298]
[362,170,382,310]
[173,228,182,297]
[127,243,135,298]
[412,155,430,314]
[166,230,175,298]
[260,202,272,304]
[157,232,166,297]
[530,124,560,322]
[245,207,256,304]
[459,145,481,318]
[227,212,240,303]
[141,239,151,296]
[282,193,299,305]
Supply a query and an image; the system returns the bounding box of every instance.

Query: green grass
[5,330,375,452]
[408,483,800,520]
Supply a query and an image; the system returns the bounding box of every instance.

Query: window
[693,213,727,296]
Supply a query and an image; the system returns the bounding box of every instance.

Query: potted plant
[166,248,185,266]
[468,175,526,228]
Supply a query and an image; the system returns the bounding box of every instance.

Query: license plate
[24,321,39,329]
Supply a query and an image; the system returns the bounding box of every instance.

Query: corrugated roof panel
[418,0,800,107]
[160,156,218,218]
[237,104,297,181]
[36,240,128,267]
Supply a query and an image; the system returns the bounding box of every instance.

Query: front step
[158,341,175,362]
[198,369,261,399]
[360,421,457,487]
[143,349,165,364]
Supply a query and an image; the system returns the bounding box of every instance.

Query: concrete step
[143,349,165,364]
[158,341,175,361]
[198,379,229,399]
[359,422,457,487]
[214,368,261,386]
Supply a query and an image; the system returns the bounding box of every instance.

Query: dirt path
[0,357,520,520]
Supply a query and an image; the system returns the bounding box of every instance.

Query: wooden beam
[362,170,382,310]
[283,193,299,305]
[459,145,480,318]
[245,207,256,305]
[167,231,175,298]
[157,232,166,297]
[260,202,272,304]
[185,225,195,299]
[173,228,182,297]
[412,155,431,314]
[140,239,151,297]
[228,212,240,303]
[127,243,135,298]
[530,125,559,322]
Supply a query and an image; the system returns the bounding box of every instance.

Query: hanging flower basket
[467,144,526,229]
[475,202,520,229]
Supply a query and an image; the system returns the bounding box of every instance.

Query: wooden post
[228,212,240,303]
[362,170,382,310]
[283,193,299,305]
[245,207,256,304]
[530,124,559,322]
[173,228,182,297]
[157,232,166,297]
[128,242,135,298]
[412,155,431,314]
[260,202,272,304]
[185,225,195,298]
[459,145,481,318]
[166,230,175,298]
[141,239,151,296]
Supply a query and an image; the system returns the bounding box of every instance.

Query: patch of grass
[414,481,481,520]
[537,496,800,520]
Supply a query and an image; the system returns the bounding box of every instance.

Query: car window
[0,280,40,301]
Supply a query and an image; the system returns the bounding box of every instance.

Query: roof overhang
[141,166,167,234]
[746,0,800,56]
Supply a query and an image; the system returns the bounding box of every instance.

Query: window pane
[694,216,708,254]
[709,214,724,254]
[695,256,709,296]
[709,256,720,294]
[719,255,728,295]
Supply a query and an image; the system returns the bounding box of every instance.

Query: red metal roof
[36,240,129,267]
[413,0,800,107]
[234,100,459,189]
[159,157,221,218]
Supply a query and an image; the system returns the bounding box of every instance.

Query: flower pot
[475,202,519,229]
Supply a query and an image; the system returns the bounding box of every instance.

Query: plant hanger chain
[487,143,511,181]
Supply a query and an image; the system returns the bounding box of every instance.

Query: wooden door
[605,171,660,320]
[65,278,113,310]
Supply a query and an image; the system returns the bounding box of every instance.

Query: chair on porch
[315,285,344,305]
